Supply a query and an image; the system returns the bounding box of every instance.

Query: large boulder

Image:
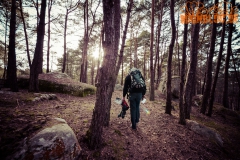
[187,120,223,147]
[158,74,180,98]
[18,72,96,97]
[13,118,81,160]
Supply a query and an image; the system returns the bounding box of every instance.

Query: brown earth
[0,89,240,160]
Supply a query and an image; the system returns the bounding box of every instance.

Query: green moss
[18,78,96,97]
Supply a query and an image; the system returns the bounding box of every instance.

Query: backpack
[130,69,146,90]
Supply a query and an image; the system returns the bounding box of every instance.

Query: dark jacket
[123,74,146,97]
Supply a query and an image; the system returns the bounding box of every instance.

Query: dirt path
[0,90,237,159]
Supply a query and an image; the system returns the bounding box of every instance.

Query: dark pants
[129,92,142,129]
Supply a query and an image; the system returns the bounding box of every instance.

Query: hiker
[123,67,146,130]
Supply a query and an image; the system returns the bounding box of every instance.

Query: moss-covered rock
[18,72,96,97]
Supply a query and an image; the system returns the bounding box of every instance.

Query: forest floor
[0,89,240,160]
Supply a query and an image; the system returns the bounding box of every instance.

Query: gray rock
[13,118,81,160]
[187,120,223,147]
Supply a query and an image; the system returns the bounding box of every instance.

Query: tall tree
[47,0,53,73]
[149,0,155,101]
[88,0,120,149]
[222,0,235,108]
[80,0,89,82]
[165,0,176,114]
[179,0,189,125]
[154,0,164,90]
[115,0,133,82]
[62,0,80,73]
[7,0,18,92]
[207,1,226,116]
[200,0,218,114]
[29,0,47,92]
[184,0,203,119]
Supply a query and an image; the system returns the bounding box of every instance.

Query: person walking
[123,67,146,130]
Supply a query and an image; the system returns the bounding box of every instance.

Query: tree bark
[179,0,189,125]
[62,12,68,73]
[165,0,176,114]
[184,0,203,119]
[7,0,18,92]
[149,0,155,101]
[29,0,46,92]
[222,0,235,108]
[47,0,53,73]
[115,0,133,82]
[200,0,218,114]
[154,0,164,90]
[207,1,226,116]
[80,0,89,82]
[88,0,120,149]
[134,31,138,68]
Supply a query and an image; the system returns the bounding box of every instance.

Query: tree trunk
[7,0,18,92]
[154,0,163,90]
[29,0,46,92]
[200,0,218,114]
[115,0,133,82]
[19,0,31,68]
[80,0,89,83]
[47,0,53,73]
[62,1,80,74]
[62,12,68,73]
[149,0,155,101]
[88,0,120,149]
[231,49,240,111]
[222,0,235,108]
[184,0,203,119]
[165,0,176,114]
[179,0,188,125]
[134,31,138,68]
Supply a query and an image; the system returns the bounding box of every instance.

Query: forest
[0,0,240,159]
